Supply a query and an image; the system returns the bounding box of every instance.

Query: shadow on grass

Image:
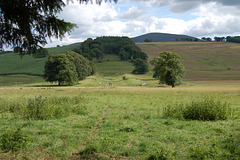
[30,84,69,87]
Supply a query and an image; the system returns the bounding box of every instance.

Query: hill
[1,41,240,84]
[137,42,240,80]
[132,33,199,42]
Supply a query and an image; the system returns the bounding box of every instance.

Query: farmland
[0,86,240,159]
[0,41,240,159]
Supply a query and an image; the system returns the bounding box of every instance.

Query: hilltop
[132,33,199,42]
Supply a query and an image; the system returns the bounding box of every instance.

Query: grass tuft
[163,99,231,121]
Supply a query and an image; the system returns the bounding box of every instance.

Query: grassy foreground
[0,86,240,159]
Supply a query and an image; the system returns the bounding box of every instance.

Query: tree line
[73,36,148,61]
[73,36,149,74]
[201,36,240,43]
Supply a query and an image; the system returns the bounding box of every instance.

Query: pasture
[0,85,240,159]
[0,41,240,159]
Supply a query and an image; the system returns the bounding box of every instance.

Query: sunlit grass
[0,86,240,159]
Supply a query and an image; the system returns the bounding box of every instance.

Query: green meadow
[0,42,240,159]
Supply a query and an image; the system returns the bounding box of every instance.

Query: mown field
[0,86,240,159]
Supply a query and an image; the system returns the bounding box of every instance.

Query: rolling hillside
[137,42,240,80]
[1,41,240,82]
[132,33,199,42]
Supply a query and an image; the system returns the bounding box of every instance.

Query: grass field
[1,41,240,81]
[137,42,240,80]
[0,42,240,159]
[0,44,81,75]
[0,86,240,159]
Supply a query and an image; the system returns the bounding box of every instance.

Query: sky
[46,0,240,47]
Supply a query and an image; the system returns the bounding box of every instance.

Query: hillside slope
[132,33,198,42]
[137,42,240,80]
[1,41,240,81]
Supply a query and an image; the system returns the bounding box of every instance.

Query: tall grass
[163,99,231,121]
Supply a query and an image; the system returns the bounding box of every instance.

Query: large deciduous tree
[43,51,94,85]
[151,51,185,87]
[132,58,148,74]
[0,0,117,53]
[43,54,79,86]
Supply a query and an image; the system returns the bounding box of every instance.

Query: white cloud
[45,0,240,47]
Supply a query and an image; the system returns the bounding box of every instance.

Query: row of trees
[13,47,49,58]
[201,36,240,43]
[43,51,94,85]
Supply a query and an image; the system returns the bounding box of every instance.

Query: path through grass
[0,86,239,159]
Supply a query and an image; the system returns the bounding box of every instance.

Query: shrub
[0,128,28,153]
[163,99,230,121]
[183,99,228,121]
[122,76,127,80]
[25,96,51,120]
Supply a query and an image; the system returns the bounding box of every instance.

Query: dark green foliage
[122,76,127,80]
[0,0,76,54]
[132,58,148,74]
[144,38,152,42]
[44,51,94,85]
[163,99,230,121]
[31,48,49,58]
[214,37,225,42]
[43,53,78,85]
[0,128,27,153]
[201,37,212,41]
[73,36,148,62]
[0,0,117,54]
[226,36,240,43]
[66,51,92,80]
[151,51,185,87]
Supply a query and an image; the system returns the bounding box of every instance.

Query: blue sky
[46,0,240,47]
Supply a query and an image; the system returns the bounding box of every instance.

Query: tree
[66,51,93,80]
[144,39,152,42]
[43,54,78,86]
[151,51,185,87]
[132,58,148,74]
[0,0,117,53]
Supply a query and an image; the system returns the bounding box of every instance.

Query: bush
[183,99,228,121]
[0,128,28,153]
[163,99,230,121]
[122,76,127,80]
[25,96,51,120]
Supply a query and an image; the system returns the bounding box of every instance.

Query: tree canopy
[151,51,185,87]
[43,51,94,85]
[73,36,148,62]
[132,58,148,74]
[0,0,117,53]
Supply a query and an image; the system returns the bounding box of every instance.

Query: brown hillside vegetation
[137,42,240,80]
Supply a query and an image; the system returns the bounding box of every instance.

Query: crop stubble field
[0,86,240,159]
